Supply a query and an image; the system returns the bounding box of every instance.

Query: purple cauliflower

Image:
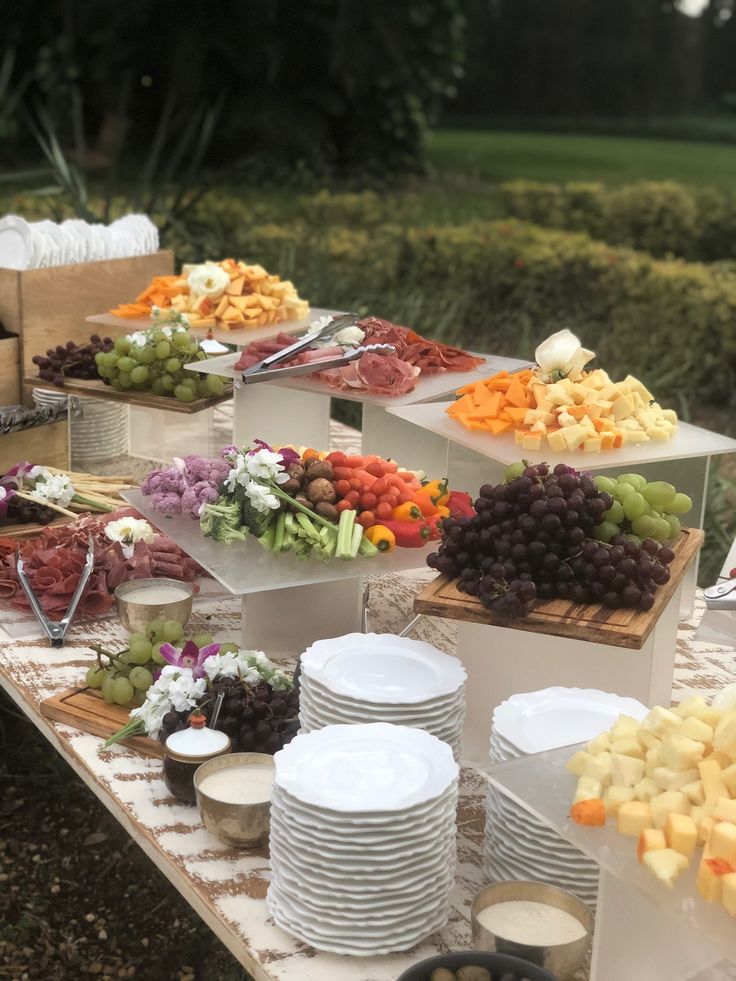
[151,491,182,516]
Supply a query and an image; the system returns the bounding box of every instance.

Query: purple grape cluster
[158,676,300,755]
[33,334,114,385]
[427,462,674,617]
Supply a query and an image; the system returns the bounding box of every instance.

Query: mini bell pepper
[411,490,440,517]
[423,514,444,540]
[423,478,450,506]
[380,519,431,548]
[447,490,475,519]
[364,524,396,552]
[392,501,422,522]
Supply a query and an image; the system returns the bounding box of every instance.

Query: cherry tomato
[366,461,386,478]
[334,479,351,497]
[360,492,378,510]
[345,490,361,506]
[349,477,362,491]
[372,476,391,497]
[357,511,376,528]
[376,501,393,520]
[326,451,346,465]
[336,499,354,513]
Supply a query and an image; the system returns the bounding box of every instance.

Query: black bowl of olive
[397,951,558,981]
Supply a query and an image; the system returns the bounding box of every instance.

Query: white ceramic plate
[0,216,32,269]
[273,723,458,812]
[300,673,464,718]
[298,687,465,729]
[492,687,648,754]
[483,852,599,896]
[301,633,466,704]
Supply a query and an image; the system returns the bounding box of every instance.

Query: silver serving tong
[16,535,95,646]
[241,343,395,385]
[704,579,736,611]
[242,312,361,377]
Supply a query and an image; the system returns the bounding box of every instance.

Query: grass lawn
[426,129,736,188]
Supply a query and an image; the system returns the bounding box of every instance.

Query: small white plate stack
[297,633,466,759]
[267,722,459,955]
[70,399,129,466]
[32,387,68,411]
[0,214,158,269]
[484,687,648,907]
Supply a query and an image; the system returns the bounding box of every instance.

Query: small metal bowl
[114,578,193,633]
[194,753,274,848]
[471,881,592,981]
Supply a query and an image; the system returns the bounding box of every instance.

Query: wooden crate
[0,419,69,472]
[414,527,704,650]
[0,336,21,405]
[0,251,174,393]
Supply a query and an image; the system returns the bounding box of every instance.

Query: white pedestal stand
[456,582,682,763]
[485,746,736,981]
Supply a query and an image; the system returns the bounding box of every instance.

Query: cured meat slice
[354,353,420,396]
[0,580,17,598]
[154,559,185,578]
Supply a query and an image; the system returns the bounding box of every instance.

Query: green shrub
[500,180,736,262]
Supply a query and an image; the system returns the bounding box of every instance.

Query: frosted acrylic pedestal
[483,746,736,980]
[128,399,234,464]
[390,403,736,616]
[123,490,433,656]
[194,349,525,471]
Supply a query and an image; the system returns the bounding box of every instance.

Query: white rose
[187,263,230,299]
[535,329,595,382]
[244,480,280,514]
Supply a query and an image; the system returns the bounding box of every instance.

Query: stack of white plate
[268,723,458,956]
[0,214,158,269]
[298,633,466,759]
[32,387,68,410]
[484,687,649,906]
[70,399,129,465]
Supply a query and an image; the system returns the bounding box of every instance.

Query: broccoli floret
[211,519,248,544]
[200,497,243,539]
[240,498,275,539]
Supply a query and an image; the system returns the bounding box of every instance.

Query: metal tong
[241,343,396,385]
[16,535,95,646]
[704,578,736,611]
[242,312,361,378]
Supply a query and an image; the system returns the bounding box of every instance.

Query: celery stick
[295,512,321,541]
[336,509,356,559]
[285,513,298,535]
[349,522,364,559]
[273,511,287,552]
[358,535,379,558]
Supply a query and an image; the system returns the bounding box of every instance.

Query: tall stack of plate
[32,387,68,411]
[268,723,458,955]
[70,399,129,466]
[484,687,649,907]
[0,214,158,269]
[297,633,466,759]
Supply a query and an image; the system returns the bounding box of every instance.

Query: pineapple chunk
[643,848,689,889]
[710,821,736,862]
[645,748,663,777]
[566,750,594,778]
[611,753,646,788]
[650,791,690,829]
[681,780,705,806]
[637,828,666,864]
[638,730,662,752]
[603,785,635,817]
[699,759,730,802]
[653,767,699,792]
[574,776,602,803]
[617,801,653,836]
[587,732,611,755]
[546,429,567,453]
[722,763,736,796]
[583,752,613,785]
[674,695,709,719]
[612,715,641,741]
[722,873,736,917]
[642,707,682,737]
[664,813,697,859]
[611,738,644,760]
[715,712,736,760]
[661,733,705,772]
[708,750,732,770]
[681,716,714,746]
[633,778,660,803]
[714,799,736,823]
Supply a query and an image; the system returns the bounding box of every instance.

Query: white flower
[244,480,280,514]
[105,517,156,547]
[130,699,168,739]
[224,454,248,493]
[33,473,75,507]
[167,674,207,712]
[187,263,230,298]
[0,487,7,503]
[534,329,595,382]
[244,448,286,481]
[29,465,45,479]
[126,330,148,347]
[203,651,241,680]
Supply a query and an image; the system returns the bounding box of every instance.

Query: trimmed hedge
[500,180,736,262]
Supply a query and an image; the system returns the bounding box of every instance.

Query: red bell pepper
[447,490,475,519]
[380,519,432,548]
[423,514,444,540]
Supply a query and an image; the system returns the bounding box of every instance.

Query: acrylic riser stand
[485,746,736,981]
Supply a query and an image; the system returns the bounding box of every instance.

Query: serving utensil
[242,312,360,376]
[240,343,395,385]
[16,535,95,647]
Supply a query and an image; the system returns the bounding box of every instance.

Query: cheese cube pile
[568,686,736,919]
[448,366,678,453]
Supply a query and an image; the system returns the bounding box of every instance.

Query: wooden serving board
[0,516,74,540]
[414,527,704,650]
[24,376,232,415]
[40,686,163,757]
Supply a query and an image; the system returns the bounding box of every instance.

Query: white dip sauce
[476,900,586,946]
[199,765,273,805]
[124,584,190,604]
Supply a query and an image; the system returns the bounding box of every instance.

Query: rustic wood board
[0,516,74,540]
[24,375,232,414]
[414,527,704,650]
[40,686,162,757]
[0,418,69,470]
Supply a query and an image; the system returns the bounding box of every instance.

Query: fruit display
[106,644,299,757]
[447,329,678,452]
[427,461,683,617]
[32,314,228,403]
[592,473,692,544]
[109,259,309,330]
[567,686,736,920]
[234,317,484,397]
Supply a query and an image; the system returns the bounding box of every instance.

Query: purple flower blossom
[159,639,220,679]
[249,438,300,465]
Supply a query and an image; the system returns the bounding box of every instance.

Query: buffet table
[0,571,733,981]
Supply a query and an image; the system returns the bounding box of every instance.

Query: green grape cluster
[592,473,693,545]
[94,326,225,403]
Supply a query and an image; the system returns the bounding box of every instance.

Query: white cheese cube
[634,777,661,803]
[566,750,594,778]
[604,785,635,817]
[650,791,690,829]
[682,780,705,806]
[574,776,602,803]
[653,767,699,792]
[611,753,646,788]
[661,733,705,772]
